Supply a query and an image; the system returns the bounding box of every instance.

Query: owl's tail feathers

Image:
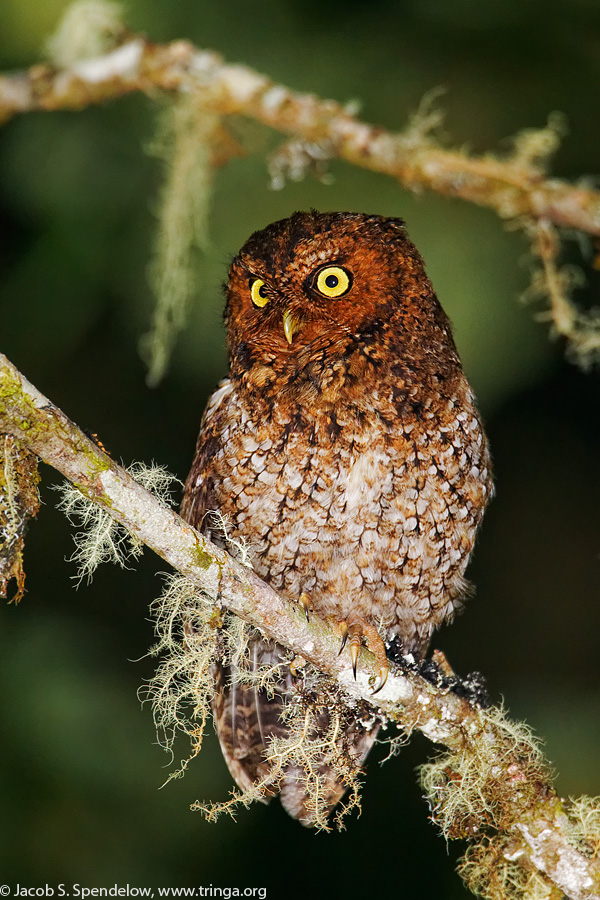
[278,716,379,826]
[211,635,379,827]
[211,640,285,801]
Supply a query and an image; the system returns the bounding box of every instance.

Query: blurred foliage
[1,1,599,897]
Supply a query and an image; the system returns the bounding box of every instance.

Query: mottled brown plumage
[181,210,492,824]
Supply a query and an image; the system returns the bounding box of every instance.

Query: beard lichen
[56,461,180,584]
[419,704,549,841]
[268,680,370,831]
[0,434,40,601]
[565,794,600,859]
[147,510,373,829]
[141,92,222,387]
[457,835,562,900]
[44,0,125,67]
[419,704,563,899]
[144,574,219,779]
[207,511,254,568]
[224,618,290,699]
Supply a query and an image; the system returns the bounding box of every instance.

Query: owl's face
[224,210,455,386]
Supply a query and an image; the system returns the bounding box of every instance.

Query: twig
[525,218,600,365]
[1,350,600,899]
[1,37,600,236]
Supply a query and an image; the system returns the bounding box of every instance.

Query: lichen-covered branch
[0,35,599,239]
[523,218,600,366]
[1,350,600,898]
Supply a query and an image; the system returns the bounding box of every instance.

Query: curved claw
[338,617,389,692]
[348,622,365,680]
[350,642,360,679]
[372,664,389,694]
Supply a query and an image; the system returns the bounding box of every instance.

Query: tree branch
[1,36,600,237]
[1,350,600,898]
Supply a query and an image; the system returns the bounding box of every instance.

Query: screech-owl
[181,210,492,825]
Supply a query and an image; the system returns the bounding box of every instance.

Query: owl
[181,210,492,825]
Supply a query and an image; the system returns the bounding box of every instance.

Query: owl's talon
[299,591,311,623]
[350,643,360,679]
[345,621,366,680]
[338,621,349,655]
[372,664,389,694]
[339,618,389,693]
[347,622,363,679]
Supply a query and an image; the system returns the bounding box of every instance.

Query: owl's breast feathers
[182,330,492,650]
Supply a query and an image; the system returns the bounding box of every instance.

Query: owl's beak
[282,308,302,344]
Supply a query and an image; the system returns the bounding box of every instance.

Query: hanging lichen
[0,434,40,602]
[45,0,126,67]
[141,94,222,387]
[55,461,181,584]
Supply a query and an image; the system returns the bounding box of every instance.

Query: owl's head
[224,210,457,389]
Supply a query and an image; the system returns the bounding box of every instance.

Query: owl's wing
[180,377,234,530]
[179,377,289,797]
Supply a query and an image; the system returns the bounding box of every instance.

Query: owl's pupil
[325,274,339,288]
[258,284,268,298]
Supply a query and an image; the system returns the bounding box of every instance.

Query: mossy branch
[1,349,600,898]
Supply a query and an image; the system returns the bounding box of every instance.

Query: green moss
[194,546,214,570]
[84,452,111,476]
[0,369,21,400]
[0,371,45,439]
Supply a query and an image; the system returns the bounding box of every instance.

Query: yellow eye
[314,265,352,298]
[250,278,269,308]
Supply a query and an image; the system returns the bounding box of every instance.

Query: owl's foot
[298,592,311,622]
[338,618,389,694]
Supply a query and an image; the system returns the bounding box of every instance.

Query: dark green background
[1,1,599,897]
